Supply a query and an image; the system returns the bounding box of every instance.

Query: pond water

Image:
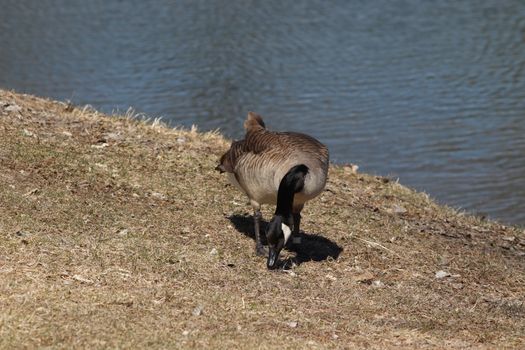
[1,0,524,225]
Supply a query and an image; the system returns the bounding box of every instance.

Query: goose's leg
[291,204,304,245]
[251,201,267,256]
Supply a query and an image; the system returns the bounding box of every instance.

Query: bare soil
[0,89,524,349]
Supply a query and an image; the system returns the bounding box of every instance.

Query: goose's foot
[256,244,268,256]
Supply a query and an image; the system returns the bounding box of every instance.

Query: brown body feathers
[217,112,329,210]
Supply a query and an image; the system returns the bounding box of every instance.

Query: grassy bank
[0,89,524,349]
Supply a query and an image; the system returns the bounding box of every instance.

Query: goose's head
[265,215,292,269]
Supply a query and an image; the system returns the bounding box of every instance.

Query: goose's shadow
[228,214,343,265]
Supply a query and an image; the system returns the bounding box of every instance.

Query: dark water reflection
[1,0,524,225]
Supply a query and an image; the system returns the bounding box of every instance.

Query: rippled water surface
[1,0,524,225]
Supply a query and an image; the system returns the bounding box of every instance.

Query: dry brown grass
[1,89,524,349]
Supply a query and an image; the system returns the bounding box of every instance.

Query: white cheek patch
[281,223,292,244]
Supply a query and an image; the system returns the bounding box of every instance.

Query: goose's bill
[267,246,280,269]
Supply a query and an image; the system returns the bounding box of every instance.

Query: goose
[216,112,329,269]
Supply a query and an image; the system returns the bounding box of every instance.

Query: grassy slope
[0,90,524,349]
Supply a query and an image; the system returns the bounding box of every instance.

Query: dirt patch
[1,89,524,349]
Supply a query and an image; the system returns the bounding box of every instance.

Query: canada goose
[216,112,329,269]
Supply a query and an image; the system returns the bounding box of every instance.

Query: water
[1,0,524,226]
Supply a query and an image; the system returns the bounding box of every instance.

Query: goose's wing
[217,140,247,173]
[216,130,280,177]
[217,130,328,173]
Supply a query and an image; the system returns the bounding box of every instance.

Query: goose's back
[227,129,329,206]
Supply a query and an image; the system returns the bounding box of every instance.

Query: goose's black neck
[274,164,309,219]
